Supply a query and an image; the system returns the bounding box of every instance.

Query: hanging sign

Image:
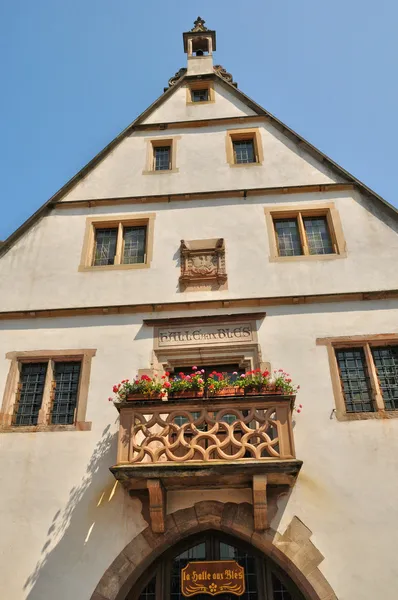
[181,560,245,597]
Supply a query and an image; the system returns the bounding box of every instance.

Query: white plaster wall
[1,190,398,312]
[60,120,340,202]
[1,301,398,599]
[142,82,256,124]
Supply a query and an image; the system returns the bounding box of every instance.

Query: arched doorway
[128,531,305,600]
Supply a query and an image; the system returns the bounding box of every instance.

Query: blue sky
[1,0,397,239]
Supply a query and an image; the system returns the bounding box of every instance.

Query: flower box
[126,393,164,402]
[244,387,279,396]
[168,390,204,399]
[208,387,239,397]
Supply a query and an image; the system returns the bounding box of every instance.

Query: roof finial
[191,17,208,32]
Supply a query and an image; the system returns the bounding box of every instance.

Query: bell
[196,49,204,56]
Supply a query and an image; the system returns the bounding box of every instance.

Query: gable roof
[1,68,397,258]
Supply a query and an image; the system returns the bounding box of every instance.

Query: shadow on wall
[23,424,123,600]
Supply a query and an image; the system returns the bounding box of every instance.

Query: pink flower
[299,404,303,408]
[278,369,283,372]
[297,409,301,413]
[163,381,171,388]
[108,397,113,402]
[297,385,300,390]
[201,369,205,373]
[198,378,204,384]
[233,372,237,375]
[192,366,197,371]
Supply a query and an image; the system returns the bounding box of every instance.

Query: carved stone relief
[179,238,227,291]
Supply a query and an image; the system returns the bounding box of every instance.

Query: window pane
[218,542,259,600]
[274,219,303,256]
[51,362,81,425]
[335,348,373,412]
[93,228,117,266]
[123,226,146,264]
[138,576,156,600]
[154,146,171,170]
[233,140,255,164]
[272,573,293,599]
[372,346,398,410]
[303,216,334,255]
[192,88,209,102]
[15,363,47,426]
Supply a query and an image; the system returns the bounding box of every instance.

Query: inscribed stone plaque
[181,560,245,596]
[156,322,254,348]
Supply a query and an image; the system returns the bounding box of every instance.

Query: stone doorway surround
[90,501,337,600]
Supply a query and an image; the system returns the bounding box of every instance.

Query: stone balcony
[110,394,302,533]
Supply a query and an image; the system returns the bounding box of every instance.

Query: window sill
[0,421,92,433]
[269,252,346,262]
[229,162,262,168]
[142,168,179,175]
[335,411,398,422]
[79,263,150,272]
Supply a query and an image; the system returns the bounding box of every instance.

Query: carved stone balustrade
[110,395,302,533]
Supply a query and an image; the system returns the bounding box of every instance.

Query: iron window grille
[335,344,398,413]
[335,348,373,413]
[14,363,48,426]
[191,88,209,102]
[233,139,256,164]
[51,362,81,425]
[154,146,171,171]
[371,346,398,410]
[273,211,336,257]
[12,360,82,427]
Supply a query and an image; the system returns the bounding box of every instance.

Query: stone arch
[90,501,337,600]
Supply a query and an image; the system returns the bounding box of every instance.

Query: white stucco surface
[142,81,256,124]
[59,118,341,203]
[1,190,397,312]
[1,303,398,599]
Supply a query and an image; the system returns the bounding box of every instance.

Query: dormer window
[187,81,214,105]
[192,88,209,102]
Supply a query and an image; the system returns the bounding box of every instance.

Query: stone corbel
[252,474,268,531]
[147,479,166,533]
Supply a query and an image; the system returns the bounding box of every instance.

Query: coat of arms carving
[179,239,227,290]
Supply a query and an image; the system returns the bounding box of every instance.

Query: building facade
[1,18,398,600]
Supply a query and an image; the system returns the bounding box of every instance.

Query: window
[317,334,398,420]
[336,345,398,414]
[226,129,263,167]
[265,204,346,261]
[233,139,255,164]
[79,214,155,271]
[186,81,214,104]
[92,224,147,267]
[154,146,171,171]
[15,362,47,426]
[191,88,209,102]
[1,349,96,431]
[143,138,179,174]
